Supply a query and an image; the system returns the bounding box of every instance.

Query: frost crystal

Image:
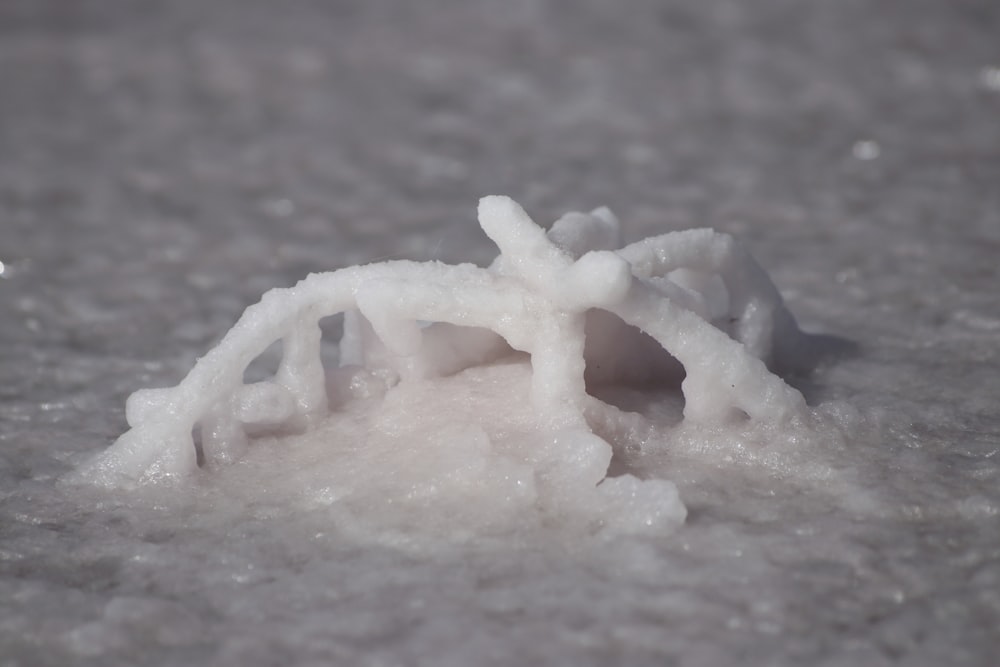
[77,196,808,531]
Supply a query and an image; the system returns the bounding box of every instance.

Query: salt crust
[75,196,809,533]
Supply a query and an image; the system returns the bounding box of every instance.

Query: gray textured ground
[2,1,999,665]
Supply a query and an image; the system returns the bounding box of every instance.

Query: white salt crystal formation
[78,196,807,531]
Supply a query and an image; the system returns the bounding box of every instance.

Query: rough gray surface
[2,1,999,665]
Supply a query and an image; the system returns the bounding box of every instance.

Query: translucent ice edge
[73,196,810,535]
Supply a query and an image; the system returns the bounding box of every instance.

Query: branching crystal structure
[79,196,807,495]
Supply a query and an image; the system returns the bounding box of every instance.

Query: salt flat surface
[2,1,999,665]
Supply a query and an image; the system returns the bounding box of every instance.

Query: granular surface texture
[2,1,999,665]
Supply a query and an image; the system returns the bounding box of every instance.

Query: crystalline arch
[76,196,808,530]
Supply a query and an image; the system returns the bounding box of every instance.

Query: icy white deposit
[77,196,810,534]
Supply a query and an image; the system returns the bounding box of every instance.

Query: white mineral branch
[76,196,808,529]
